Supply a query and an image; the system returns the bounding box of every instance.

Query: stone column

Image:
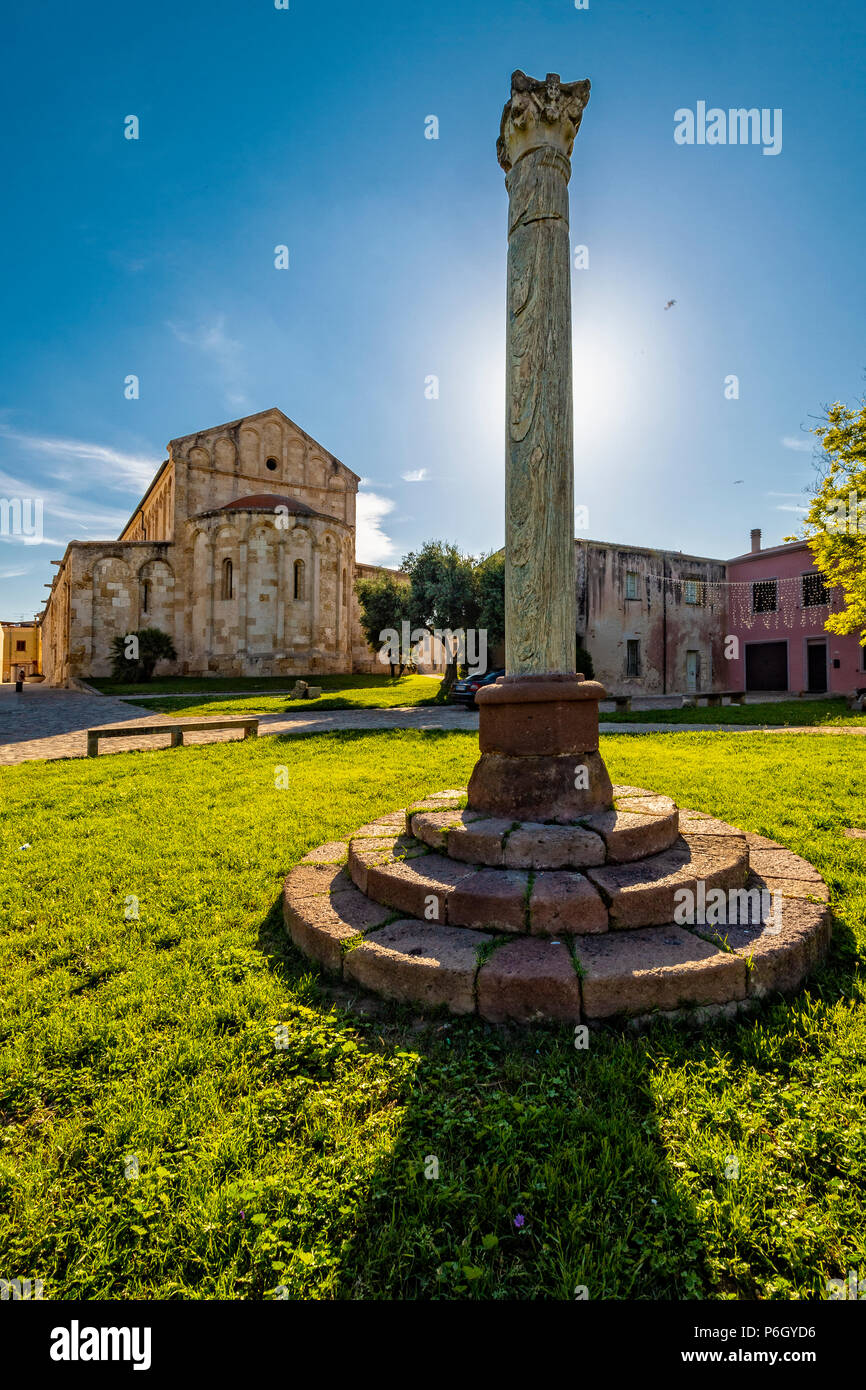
[500,70,587,675]
[469,71,612,823]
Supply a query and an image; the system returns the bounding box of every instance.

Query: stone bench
[690,691,746,708]
[608,696,631,712]
[86,718,259,757]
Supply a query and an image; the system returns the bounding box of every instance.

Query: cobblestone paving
[1,685,863,767]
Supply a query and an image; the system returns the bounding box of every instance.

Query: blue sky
[1,0,864,619]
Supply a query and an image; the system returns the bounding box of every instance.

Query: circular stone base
[282,787,831,1025]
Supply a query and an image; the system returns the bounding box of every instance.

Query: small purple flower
[240,1210,245,1221]
[514,1213,525,1229]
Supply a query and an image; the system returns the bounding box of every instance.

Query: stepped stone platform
[283,787,831,1026]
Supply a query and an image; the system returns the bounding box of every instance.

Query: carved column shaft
[498,71,590,676]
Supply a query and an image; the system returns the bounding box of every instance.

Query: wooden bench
[86,718,259,757]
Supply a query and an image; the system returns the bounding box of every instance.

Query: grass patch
[0,730,864,1299]
[600,698,866,727]
[106,675,442,716]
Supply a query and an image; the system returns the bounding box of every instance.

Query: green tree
[476,550,505,651]
[799,396,866,643]
[353,572,411,676]
[402,540,480,698]
[110,627,177,683]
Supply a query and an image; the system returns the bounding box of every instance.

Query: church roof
[220,493,320,514]
[193,493,336,522]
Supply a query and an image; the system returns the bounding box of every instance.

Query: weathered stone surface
[447,817,515,866]
[747,847,823,883]
[353,811,408,837]
[409,809,482,851]
[284,862,353,900]
[587,836,748,928]
[477,676,604,754]
[468,749,613,824]
[503,822,605,869]
[344,921,492,1014]
[744,869,830,903]
[614,794,676,817]
[283,883,391,974]
[691,900,831,998]
[477,938,582,1023]
[844,827,866,840]
[582,806,679,864]
[406,791,465,821]
[529,871,607,934]
[611,785,654,798]
[677,812,748,840]
[447,867,530,931]
[498,71,589,674]
[744,831,783,850]
[364,852,476,921]
[348,834,427,894]
[574,925,747,1019]
[300,840,349,865]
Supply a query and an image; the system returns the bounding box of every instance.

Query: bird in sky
[733,479,744,484]
[664,299,676,310]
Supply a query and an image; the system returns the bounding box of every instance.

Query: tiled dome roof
[219,494,319,515]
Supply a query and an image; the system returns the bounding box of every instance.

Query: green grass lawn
[100,674,442,715]
[1,730,864,1300]
[599,698,866,727]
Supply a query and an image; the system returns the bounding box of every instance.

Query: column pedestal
[468,674,612,823]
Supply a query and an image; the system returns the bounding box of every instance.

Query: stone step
[408,791,679,868]
[283,823,830,1022]
[282,793,831,1025]
[348,833,609,934]
[586,833,749,928]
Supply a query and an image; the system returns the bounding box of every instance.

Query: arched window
[293,558,305,601]
[141,579,150,613]
[341,567,347,606]
[221,558,233,600]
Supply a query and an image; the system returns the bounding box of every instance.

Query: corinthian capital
[497,70,591,173]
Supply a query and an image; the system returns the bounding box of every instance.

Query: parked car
[448,668,505,706]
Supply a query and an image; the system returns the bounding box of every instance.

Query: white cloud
[0,427,159,491]
[0,466,132,548]
[775,504,808,513]
[169,314,249,409]
[401,468,428,483]
[781,435,812,453]
[355,491,397,565]
[0,567,28,579]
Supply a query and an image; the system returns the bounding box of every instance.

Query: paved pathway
[1,685,864,766]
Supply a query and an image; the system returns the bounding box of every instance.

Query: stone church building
[40,408,390,683]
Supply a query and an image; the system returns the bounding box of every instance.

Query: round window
[265,457,278,471]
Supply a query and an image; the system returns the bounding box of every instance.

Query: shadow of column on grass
[256,887,864,1300]
[255,895,710,1300]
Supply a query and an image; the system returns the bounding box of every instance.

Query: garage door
[745,641,788,691]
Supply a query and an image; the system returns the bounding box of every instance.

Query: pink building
[726,529,865,695]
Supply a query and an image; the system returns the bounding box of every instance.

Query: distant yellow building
[1,621,42,682]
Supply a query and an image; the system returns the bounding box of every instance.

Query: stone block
[587,836,748,929]
[574,925,747,1019]
[447,867,530,931]
[503,822,605,869]
[283,883,392,974]
[477,938,582,1023]
[691,899,831,997]
[528,870,608,935]
[344,921,493,1014]
[364,852,476,921]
